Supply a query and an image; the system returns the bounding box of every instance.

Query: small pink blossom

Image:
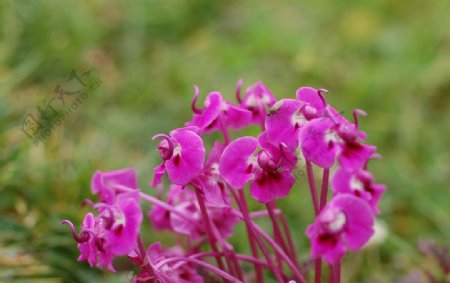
[306,194,374,264]
[66,191,143,271]
[151,127,205,186]
[332,167,386,215]
[91,168,138,204]
[219,135,296,203]
[186,88,252,134]
[300,117,339,168]
[240,82,276,125]
[265,99,304,149]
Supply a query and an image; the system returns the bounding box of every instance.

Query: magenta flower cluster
[62,81,385,282]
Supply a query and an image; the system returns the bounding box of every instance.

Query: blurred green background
[1,0,449,282]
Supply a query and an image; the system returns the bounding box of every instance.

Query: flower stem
[306,161,319,215]
[278,213,299,268]
[319,168,330,283]
[306,161,321,283]
[266,201,289,270]
[252,223,306,283]
[138,192,202,229]
[330,261,341,283]
[194,188,226,274]
[155,256,242,283]
[320,168,330,211]
[234,189,266,283]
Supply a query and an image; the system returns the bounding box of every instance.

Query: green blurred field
[1,1,449,282]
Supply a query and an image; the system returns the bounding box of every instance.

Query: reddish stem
[194,188,226,275]
[234,189,266,283]
[279,213,299,268]
[155,256,242,283]
[266,201,289,270]
[306,161,319,215]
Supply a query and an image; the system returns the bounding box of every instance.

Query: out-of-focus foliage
[1,0,449,282]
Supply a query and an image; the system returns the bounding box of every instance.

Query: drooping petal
[219,137,258,189]
[194,175,231,208]
[221,102,253,130]
[338,142,376,171]
[185,92,223,133]
[150,162,166,188]
[166,128,205,185]
[333,195,374,250]
[306,195,374,264]
[105,192,142,255]
[250,170,295,203]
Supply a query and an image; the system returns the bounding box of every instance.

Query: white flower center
[350,176,364,191]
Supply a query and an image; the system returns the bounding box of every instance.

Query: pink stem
[250,209,281,219]
[330,261,341,283]
[137,236,161,280]
[266,202,288,270]
[319,168,330,283]
[155,257,242,283]
[305,161,321,283]
[306,161,319,215]
[278,213,299,268]
[176,252,271,270]
[320,169,330,211]
[193,188,226,274]
[219,116,231,145]
[234,189,266,283]
[211,222,242,280]
[138,192,202,229]
[252,223,306,283]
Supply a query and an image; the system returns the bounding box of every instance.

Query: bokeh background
[1,0,449,282]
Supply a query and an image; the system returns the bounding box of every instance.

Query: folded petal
[219,137,258,189]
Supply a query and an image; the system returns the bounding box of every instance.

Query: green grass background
[1,0,449,282]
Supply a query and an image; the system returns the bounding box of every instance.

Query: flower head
[219,135,296,203]
[91,168,138,204]
[306,194,374,264]
[186,88,252,134]
[151,127,205,187]
[332,167,386,215]
[63,191,143,271]
[240,82,276,125]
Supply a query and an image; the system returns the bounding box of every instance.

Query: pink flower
[151,127,205,187]
[240,82,276,125]
[91,168,138,204]
[332,168,386,215]
[149,185,202,238]
[300,117,339,168]
[306,194,374,264]
[296,87,327,118]
[186,88,252,134]
[65,191,143,271]
[192,142,231,208]
[219,135,296,203]
[265,99,304,149]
